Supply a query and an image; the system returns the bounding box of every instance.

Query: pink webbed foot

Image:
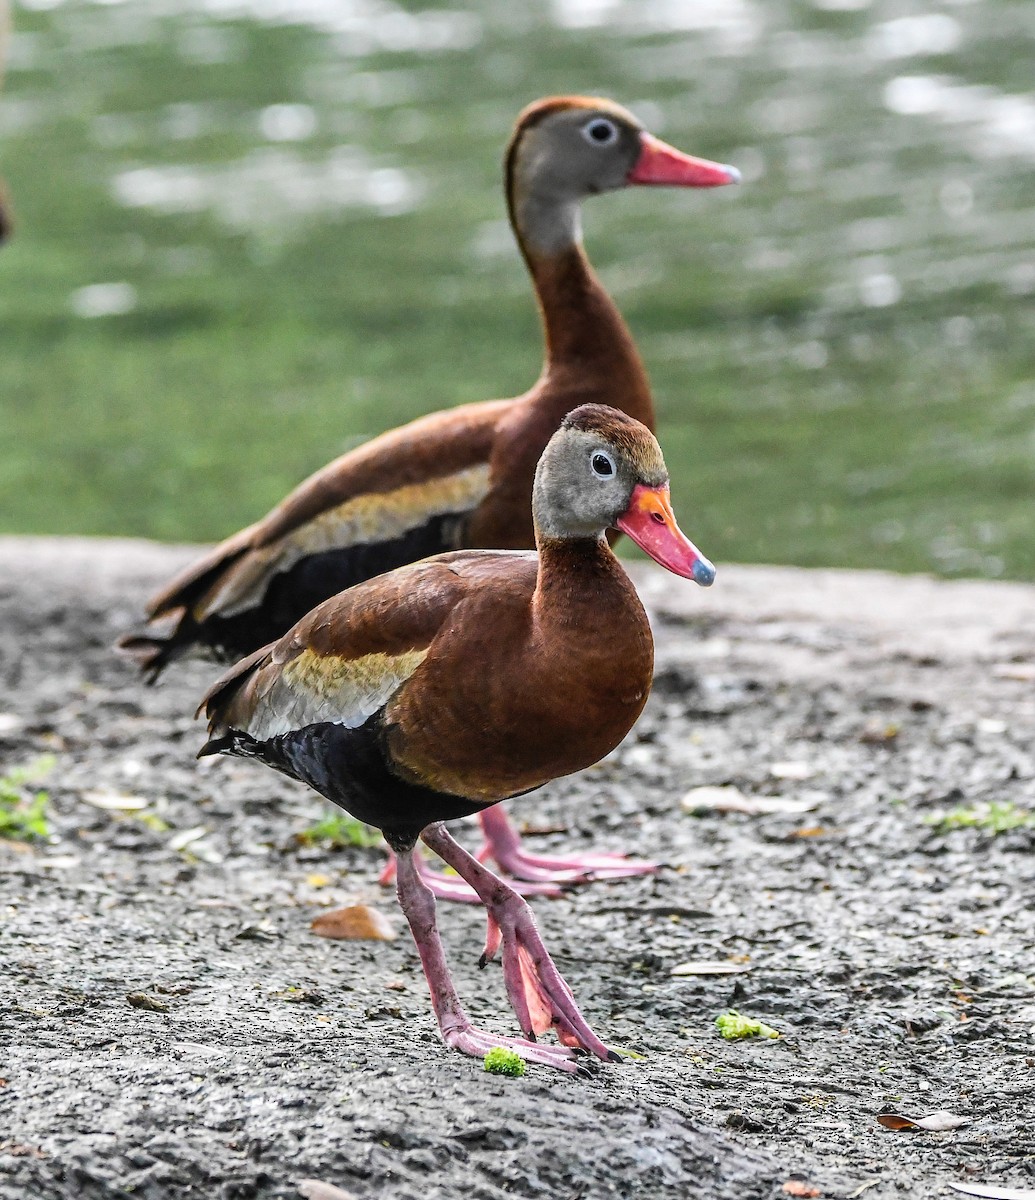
[422,823,620,1064]
[380,845,565,904]
[393,844,582,1074]
[476,805,659,884]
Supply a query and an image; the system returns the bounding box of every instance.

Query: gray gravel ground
[2,538,1034,1200]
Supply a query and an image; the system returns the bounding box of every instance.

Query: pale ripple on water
[112,147,425,231]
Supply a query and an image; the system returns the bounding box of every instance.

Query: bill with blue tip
[616,482,716,585]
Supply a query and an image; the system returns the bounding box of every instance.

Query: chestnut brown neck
[533,534,629,619]
[505,161,654,433]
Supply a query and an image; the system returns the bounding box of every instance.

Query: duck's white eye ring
[591,450,616,478]
[582,117,619,147]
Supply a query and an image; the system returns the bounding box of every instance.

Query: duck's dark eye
[583,118,618,147]
[591,452,615,478]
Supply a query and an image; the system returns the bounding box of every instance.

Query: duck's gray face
[515,105,647,204]
[533,405,716,587]
[508,98,740,255]
[514,100,741,205]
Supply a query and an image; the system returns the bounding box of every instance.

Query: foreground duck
[124,95,737,892]
[199,406,714,1071]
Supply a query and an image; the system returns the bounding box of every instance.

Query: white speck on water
[70,282,139,318]
[364,166,417,214]
[869,14,963,60]
[811,0,870,10]
[259,103,318,142]
[883,74,946,116]
[114,166,207,212]
[859,268,902,308]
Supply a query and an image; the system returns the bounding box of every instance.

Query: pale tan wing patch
[197,464,491,620]
[246,647,428,742]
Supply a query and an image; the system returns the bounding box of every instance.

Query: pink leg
[421,823,620,1064]
[393,846,581,1074]
[475,805,658,883]
[380,843,564,903]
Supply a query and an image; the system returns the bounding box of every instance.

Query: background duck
[123,95,737,892]
[199,405,715,1072]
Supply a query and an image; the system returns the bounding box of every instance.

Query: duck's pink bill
[616,483,716,586]
[627,132,740,188]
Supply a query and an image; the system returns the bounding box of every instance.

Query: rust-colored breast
[386,539,653,803]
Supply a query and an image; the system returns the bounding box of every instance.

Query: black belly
[204,511,467,661]
[207,710,489,850]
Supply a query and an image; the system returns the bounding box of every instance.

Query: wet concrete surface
[2,538,1034,1199]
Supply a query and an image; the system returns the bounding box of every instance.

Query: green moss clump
[715,1010,780,1040]
[483,1047,526,1077]
[296,809,381,849]
[0,757,55,841]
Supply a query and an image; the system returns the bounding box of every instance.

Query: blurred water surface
[0,0,1033,577]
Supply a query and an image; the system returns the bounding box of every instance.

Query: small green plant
[297,809,381,850]
[483,1047,526,1077]
[926,801,1035,834]
[0,757,56,842]
[715,1010,780,1040]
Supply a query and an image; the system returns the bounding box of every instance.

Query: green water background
[1,0,1033,578]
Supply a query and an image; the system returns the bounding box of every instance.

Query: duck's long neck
[509,189,654,431]
[532,534,625,621]
[531,534,652,687]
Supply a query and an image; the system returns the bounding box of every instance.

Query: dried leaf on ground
[992,663,1035,682]
[0,1143,44,1159]
[126,992,169,1013]
[311,905,396,941]
[783,1182,821,1198]
[168,826,208,851]
[681,786,819,817]
[80,789,148,811]
[946,1185,1035,1199]
[859,720,900,744]
[876,1110,970,1132]
[846,1183,879,1199]
[671,960,752,977]
[298,1182,358,1200]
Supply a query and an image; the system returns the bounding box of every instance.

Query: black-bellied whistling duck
[199,405,714,1072]
[123,96,737,893]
